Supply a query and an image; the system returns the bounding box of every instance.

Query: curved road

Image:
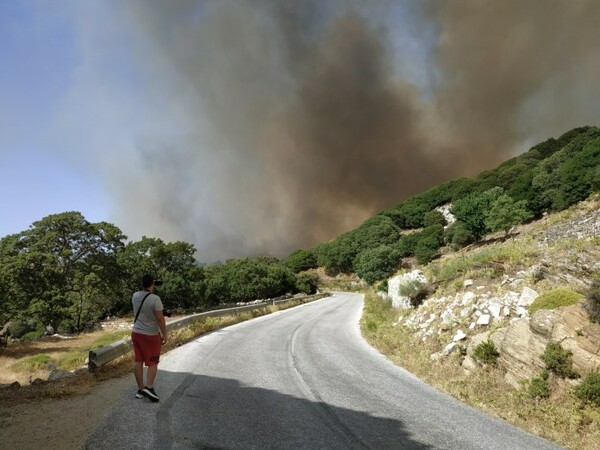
[87,292,561,449]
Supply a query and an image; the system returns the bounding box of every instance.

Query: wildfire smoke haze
[61,1,600,261]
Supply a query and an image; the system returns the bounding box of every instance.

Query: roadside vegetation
[360,290,600,450]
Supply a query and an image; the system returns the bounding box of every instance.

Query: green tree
[295,271,319,294]
[204,257,295,305]
[353,245,402,285]
[284,249,318,273]
[451,187,504,239]
[423,210,445,227]
[0,212,126,331]
[117,237,205,311]
[484,194,533,236]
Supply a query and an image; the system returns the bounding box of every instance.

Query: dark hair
[142,274,155,288]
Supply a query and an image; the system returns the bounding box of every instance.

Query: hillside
[358,196,600,449]
[312,125,600,282]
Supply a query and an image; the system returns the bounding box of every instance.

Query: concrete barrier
[88,294,328,371]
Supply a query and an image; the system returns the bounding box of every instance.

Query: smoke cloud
[63,1,600,261]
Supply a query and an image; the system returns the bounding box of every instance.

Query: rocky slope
[385,196,600,389]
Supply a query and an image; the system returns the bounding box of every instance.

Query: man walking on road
[131,274,167,402]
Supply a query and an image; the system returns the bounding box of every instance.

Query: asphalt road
[86,292,562,449]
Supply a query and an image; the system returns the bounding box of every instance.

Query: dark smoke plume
[92,0,600,261]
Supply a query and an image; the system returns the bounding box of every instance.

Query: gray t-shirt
[131,290,163,335]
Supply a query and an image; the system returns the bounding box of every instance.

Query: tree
[353,245,402,285]
[117,237,205,311]
[204,257,296,305]
[451,187,504,239]
[423,210,446,227]
[0,212,126,331]
[284,249,318,273]
[484,194,533,236]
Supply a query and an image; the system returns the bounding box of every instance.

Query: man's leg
[134,361,144,389]
[147,364,158,387]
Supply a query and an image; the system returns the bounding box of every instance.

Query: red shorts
[132,332,161,366]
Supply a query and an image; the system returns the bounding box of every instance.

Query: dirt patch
[0,373,132,449]
[0,331,109,384]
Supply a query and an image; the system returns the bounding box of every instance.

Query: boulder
[495,318,547,388]
[493,303,600,388]
[388,270,427,310]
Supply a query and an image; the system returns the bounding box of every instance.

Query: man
[131,274,167,402]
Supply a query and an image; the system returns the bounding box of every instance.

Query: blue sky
[0,1,108,236]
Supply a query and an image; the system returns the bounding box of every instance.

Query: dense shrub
[284,249,318,273]
[423,210,446,227]
[414,225,444,264]
[354,245,402,285]
[573,372,600,406]
[7,320,33,339]
[529,288,583,315]
[294,271,319,295]
[528,371,551,399]
[444,221,475,250]
[472,340,500,365]
[585,280,600,323]
[541,342,579,379]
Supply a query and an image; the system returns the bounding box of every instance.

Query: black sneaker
[135,390,144,399]
[142,386,160,402]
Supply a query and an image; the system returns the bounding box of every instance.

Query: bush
[423,210,445,227]
[295,271,319,295]
[377,280,388,293]
[7,320,33,339]
[284,249,317,273]
[541,342,579,379]
[528,372,551,399]
[354,245,402,285]
[398,279,429,307]
[529,288,583,315]
[573,372,600,406]
[414,225,444,264]
[472,340,500,365]
[585,280,600,323]
[444,221,475,250]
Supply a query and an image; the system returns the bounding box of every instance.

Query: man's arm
[154,309,167,344]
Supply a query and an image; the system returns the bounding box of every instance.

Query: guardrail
[88,293,329,372]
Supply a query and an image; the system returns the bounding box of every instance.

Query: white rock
[463,279,474,287]
[469,322,476,330]
[442,342,457,356]
[518,287,539,307]
[477,314,491,326]
[503,306,511,317]
[388,270,428,309]
[453,330,467,341]
[488,303,501,319]
[462,292,475,305]
[516,306,528,317]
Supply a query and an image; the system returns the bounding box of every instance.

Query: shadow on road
[87,369,433,450]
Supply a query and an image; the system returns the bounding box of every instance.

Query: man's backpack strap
[134,293,152,324]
